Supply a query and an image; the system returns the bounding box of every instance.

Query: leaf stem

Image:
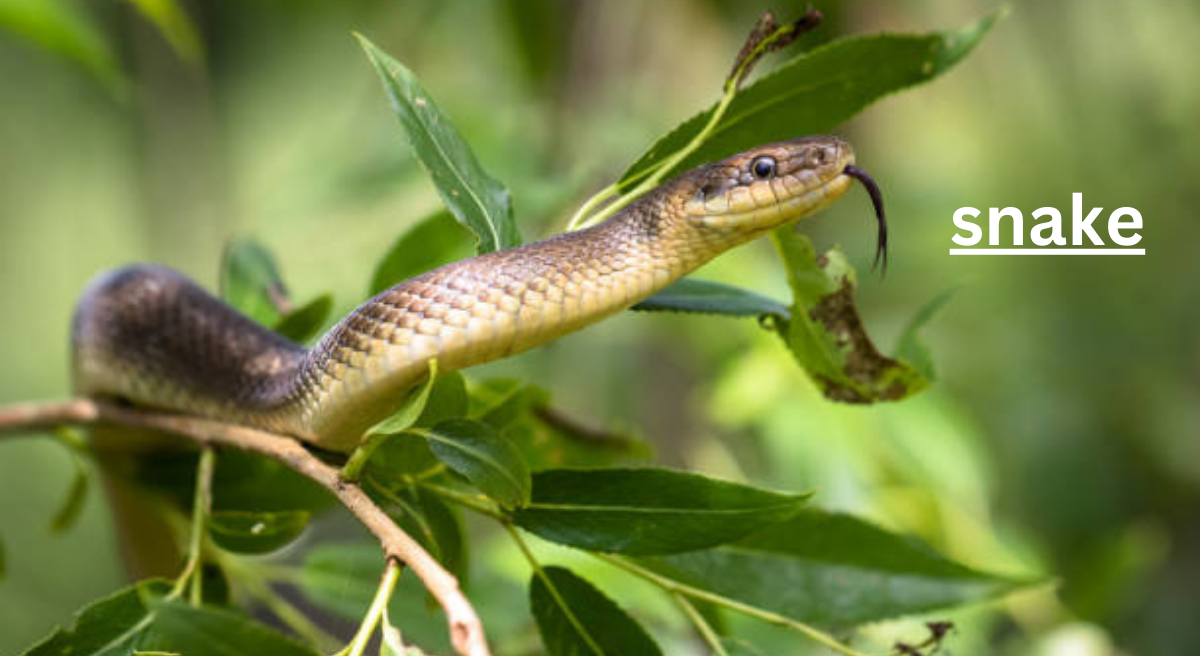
[335,560,403,656]
[504,524,607,656]
[566,10,805,233]
[416,479,505,520]
[342,360,438,482]
[341,432,388,482]
[674,592,729,656]
[566,184,618,231]
[569,87,739,231]
[170,447,215,604]
[596,554,877,656]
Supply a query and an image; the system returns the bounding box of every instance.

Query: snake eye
[751,156,776,179]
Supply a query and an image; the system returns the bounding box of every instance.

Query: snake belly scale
[72,136,862,451]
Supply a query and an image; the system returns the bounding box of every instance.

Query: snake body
[72,137,858,451]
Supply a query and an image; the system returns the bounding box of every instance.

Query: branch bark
[0,398,491,656]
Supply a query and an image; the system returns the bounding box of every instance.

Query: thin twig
[0,399,492,656]
[673,592,729,656]
[532,405,638,451]
[170,447,215,605]
[336,561,402,656]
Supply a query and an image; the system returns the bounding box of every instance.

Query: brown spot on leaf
[727,9,823,89]
[808,272,914,402]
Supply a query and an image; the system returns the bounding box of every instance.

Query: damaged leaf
[770,228,927,403]
[727,8,822,90]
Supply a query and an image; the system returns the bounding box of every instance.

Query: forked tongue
[843,164,888,274]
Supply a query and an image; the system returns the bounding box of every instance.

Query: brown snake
[72,136,883,452]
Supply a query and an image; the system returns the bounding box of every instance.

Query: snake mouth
[842,165,888,273]
[688,168,856,230]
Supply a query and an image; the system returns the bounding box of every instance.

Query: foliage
[4,8,1024,656]
[20,580,319,656]
[529,566,664,656]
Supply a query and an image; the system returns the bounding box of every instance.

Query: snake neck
[297,198,731,449]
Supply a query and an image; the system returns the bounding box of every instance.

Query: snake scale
[72,136,884,452]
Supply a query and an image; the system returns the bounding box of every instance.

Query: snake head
[682,136,856,234]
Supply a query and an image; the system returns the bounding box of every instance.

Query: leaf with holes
[770,228,927,403]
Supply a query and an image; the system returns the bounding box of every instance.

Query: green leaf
[208,451,333,513]
[0,535,6,581]
[895,287,956,381]
[121,0,204,66]
[367,435,441,477]
[143,597,319,656]
[638,509,1031,627]
[499,0,569,91]
[357,34,521,253]
[530,566,663,656]
[19,582,157,656]
[513,468,808,555]
[422,418,531,509]
[633,278,789,320]
[207,510,311,554]
[416,371,468,428]
[19,580,319,656]
[772,229,927,403]
[619,10,1003,188]
[380,486,468,585]
[370,210,473,295]
[273,293,333,344]
[219,239,289,326]
[367,360,440,436]
[0,0,125,94]
[467,379,651,470]
[469,378,544,429]
[48,457,89,534]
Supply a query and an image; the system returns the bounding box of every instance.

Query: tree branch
[0,398,491,656]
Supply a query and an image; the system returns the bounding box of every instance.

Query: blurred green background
[1,0,1196,654]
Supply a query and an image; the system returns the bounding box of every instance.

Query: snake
[71,136,886,452]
